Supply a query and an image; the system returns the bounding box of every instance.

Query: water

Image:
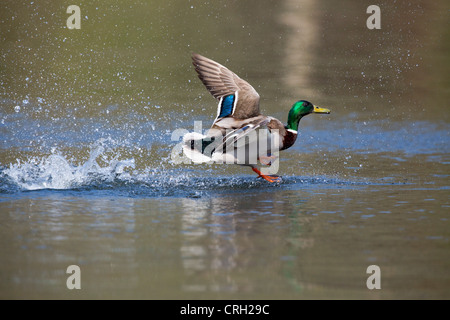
[0,0,449,299]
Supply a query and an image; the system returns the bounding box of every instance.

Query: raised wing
[192,53,261,121]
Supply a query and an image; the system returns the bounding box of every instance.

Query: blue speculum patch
[218,94,235,118]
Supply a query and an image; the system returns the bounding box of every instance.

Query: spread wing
[192,53,261,121]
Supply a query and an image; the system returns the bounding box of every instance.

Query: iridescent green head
[286,100,330,132]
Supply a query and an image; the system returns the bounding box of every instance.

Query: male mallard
[183,54,330,183]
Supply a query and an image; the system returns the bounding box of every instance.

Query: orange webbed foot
[252,167,282,183]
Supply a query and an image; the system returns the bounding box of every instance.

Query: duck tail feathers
[182,132,214,164]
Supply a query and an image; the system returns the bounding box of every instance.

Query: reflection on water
[0,0,449,299]
[279,0,319,98]
[1,178,448,299]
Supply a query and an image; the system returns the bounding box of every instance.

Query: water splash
[0,137,385,197]
[3,139,135,191]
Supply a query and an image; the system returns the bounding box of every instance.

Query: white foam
[4,139,135,191]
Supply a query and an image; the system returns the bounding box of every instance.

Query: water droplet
[14,105,20,112]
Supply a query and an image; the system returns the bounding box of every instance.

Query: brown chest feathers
[281,129,298,151]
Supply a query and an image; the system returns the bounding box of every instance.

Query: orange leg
[251,167,282,183]
[259,155,278,166]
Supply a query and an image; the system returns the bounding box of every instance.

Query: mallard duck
[182,53,330,183]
